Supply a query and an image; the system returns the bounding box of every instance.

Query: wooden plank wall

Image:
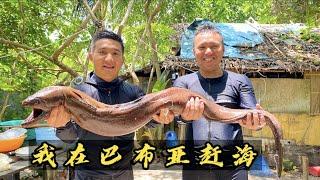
[246,76,320,146]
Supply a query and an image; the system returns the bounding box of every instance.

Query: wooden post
[176,67,186,143]
[301,155,309,180]
[177,122,186,143]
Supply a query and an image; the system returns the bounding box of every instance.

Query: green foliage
[0,0,86,91]
[159,0,273,23]
[282,159,297,171]
[151,70,170,93]
[0,92,30,120]
[122,24,175,70]
[272,0,320,27]
[300,28,320,43]
[140,127,164,147]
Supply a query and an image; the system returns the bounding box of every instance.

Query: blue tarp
[180,19,269,60]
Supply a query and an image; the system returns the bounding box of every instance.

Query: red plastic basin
[309,166,320,177]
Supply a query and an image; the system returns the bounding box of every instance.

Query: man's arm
[238,75,258,109]
[172,77,204,122]
[56,120,79,143]
[237,75,266,130]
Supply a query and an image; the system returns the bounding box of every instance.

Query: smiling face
[193,31,224,78]
[89,38,124,82]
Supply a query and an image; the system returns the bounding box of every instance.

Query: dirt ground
[132,162,319,180]
[17,163,319,180]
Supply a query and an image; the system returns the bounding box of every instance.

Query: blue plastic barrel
[249,155,273,177]
[35,127,64,148]
[165,131,178,148]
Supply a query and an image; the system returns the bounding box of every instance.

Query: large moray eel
[21,86,282,177]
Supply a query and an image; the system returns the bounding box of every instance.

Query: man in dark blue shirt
[172,25,266,180]
[46,30,173,180]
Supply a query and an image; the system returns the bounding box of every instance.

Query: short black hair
[195,25,222,36]
[90,30,124,53]
[194,25,224,44]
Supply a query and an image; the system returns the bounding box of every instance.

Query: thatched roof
[122,22,320,80]
[164,23,320,73]
[162,55,319,74]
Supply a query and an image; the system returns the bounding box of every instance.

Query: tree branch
[145,0,163,79]
[117,0,134,36]
[116,0,135,36]
[82,0,99,23]
[146,66,155,94]
[51,0,102,60]
[0,92,10,121]
[149,0,163,21]
[129,28,148,85]
[54,74,71,86]
[0,38,52,60]
[15,49,36,70]
[127,0,163,83]
[0,38,79,77]
[18,0,26,43]
[144,0,151,17]
[33,68,81,72]
[75,54,83,67]
[51,29,87,60]
[147,24,161,79]
[83,56,90,79]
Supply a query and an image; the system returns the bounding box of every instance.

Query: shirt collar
[197,70,227,83]
[86,71,123,89]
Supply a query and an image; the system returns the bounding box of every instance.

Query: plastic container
[0,128,27,153]
[0,120,36,140]
[309,166,320,177]
[0,135,26,153]
[165,131,178,148]
[35,127,64,148]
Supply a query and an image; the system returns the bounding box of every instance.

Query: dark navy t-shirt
[173,70,257,146]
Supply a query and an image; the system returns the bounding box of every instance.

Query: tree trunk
[144,0,163,80]
[0,92,10,121]
[146,23,161,80]
[146,66,155,93]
